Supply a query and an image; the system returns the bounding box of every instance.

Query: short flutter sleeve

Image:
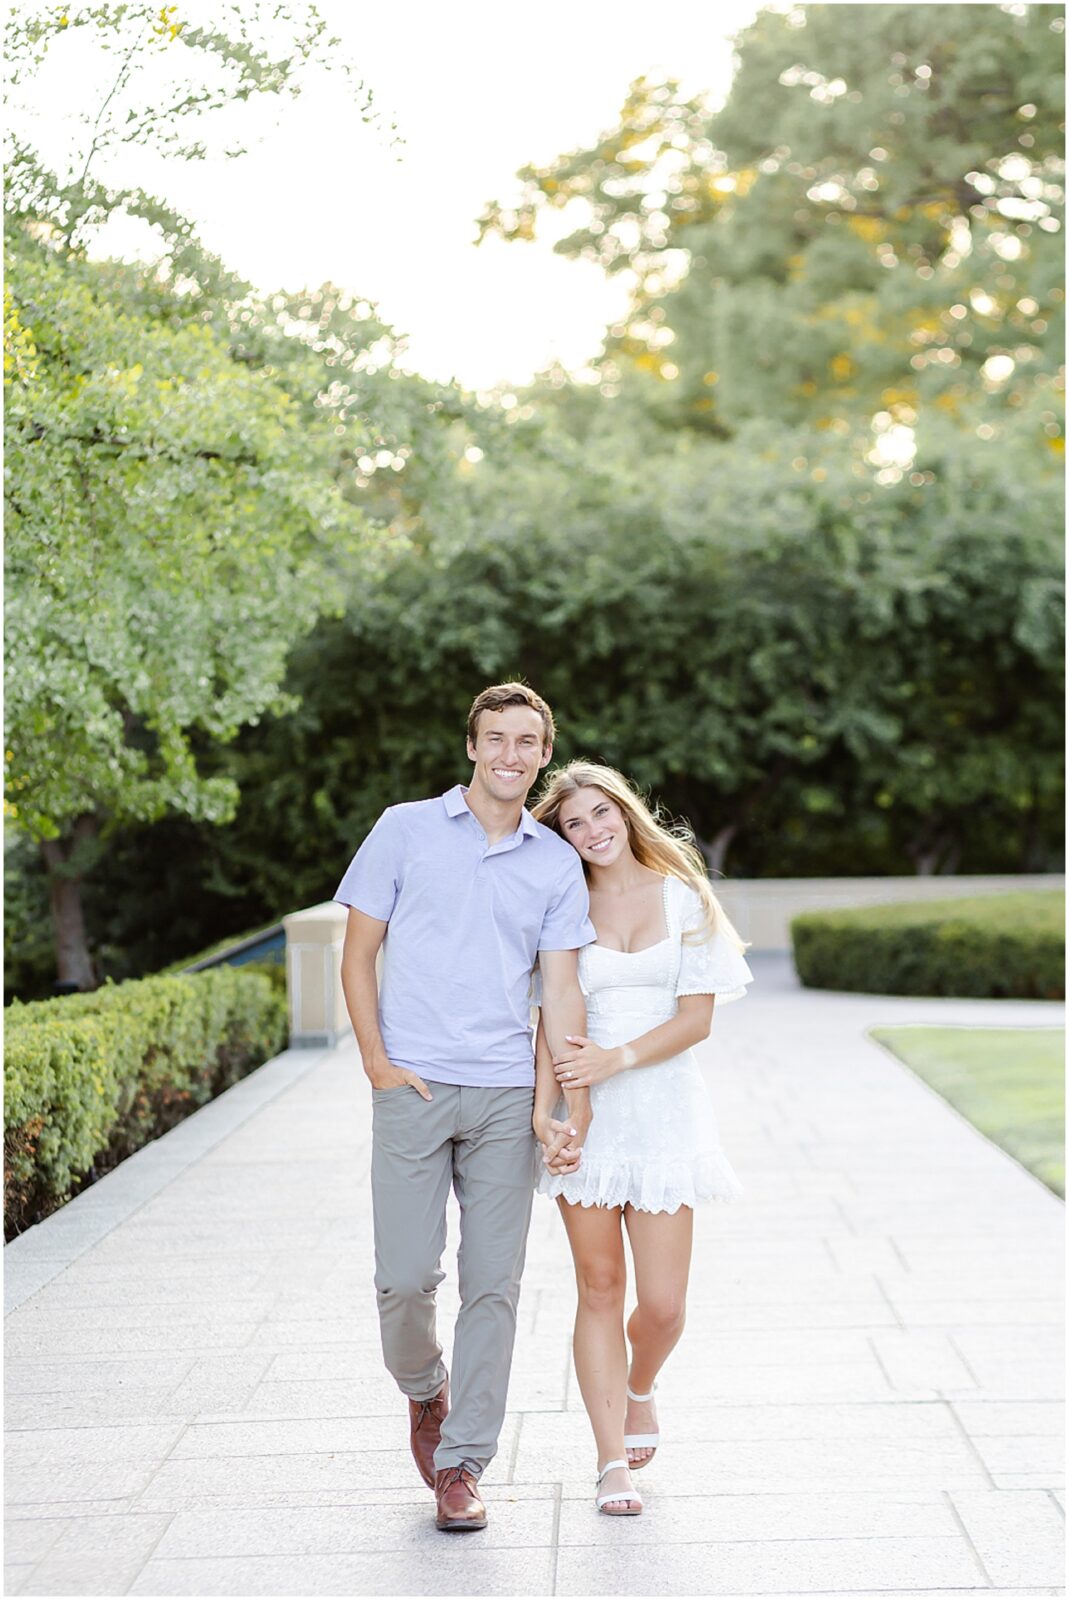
[671,879,754,1002]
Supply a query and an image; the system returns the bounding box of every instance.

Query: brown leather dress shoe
[434,1464,487,1532]
[408,1382,449,1489]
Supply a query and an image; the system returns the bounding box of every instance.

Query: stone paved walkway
[4,954,1064,1596]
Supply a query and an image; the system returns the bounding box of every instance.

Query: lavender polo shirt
[333,784,596,1088]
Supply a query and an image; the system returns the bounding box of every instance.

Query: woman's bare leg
[557,1198,638,1511]
[623,1205,694,1464]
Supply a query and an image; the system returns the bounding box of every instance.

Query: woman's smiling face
[557,786,629,868]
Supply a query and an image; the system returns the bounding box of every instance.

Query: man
[335,682,594,1532]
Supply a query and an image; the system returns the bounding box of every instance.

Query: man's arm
[340,907,432,1100]
[533,1016,582,1175]
[538,947,591,1141]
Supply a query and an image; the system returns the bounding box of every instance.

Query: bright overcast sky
[13,0,762,391]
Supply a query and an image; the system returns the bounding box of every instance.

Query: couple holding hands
[336,682,752,1530]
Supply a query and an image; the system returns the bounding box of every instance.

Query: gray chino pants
[370,1081,539,1475]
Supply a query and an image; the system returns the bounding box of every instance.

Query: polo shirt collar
[443,784,470,818]
[442,784,539,839]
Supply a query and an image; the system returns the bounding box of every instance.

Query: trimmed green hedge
[244,959,287,996]
[5,966,287,1239]
[791,891,1065,999]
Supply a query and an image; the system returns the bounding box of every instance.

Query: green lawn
[869,1026,1065,1198]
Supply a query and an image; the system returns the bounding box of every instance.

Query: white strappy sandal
[595,1458,643,1515]
[624,1382,659,1469]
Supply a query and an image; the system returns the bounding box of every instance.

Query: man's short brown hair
[467,682,556,749]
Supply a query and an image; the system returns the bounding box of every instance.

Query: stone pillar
[282,902,352,1048]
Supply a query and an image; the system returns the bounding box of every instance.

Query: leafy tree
[479,4,1065,453]
[6,2,1063,1002]
[4,3,385,987]
[46,401,1059,996]
[5,224,374,984]
[5,3,381,257]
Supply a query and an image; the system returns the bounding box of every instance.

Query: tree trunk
[691,758,792,878]
[908,822,954,877]
[40,814,99,990]
[702,823,740,877]
[1021,786,1046,872]
[940,839,963,874]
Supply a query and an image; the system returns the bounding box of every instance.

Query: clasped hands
[535,1111,588,1177]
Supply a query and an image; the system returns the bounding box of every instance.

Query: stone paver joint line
[4,956,1062,1595]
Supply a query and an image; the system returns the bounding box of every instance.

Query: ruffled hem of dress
[537,1151,744,1214]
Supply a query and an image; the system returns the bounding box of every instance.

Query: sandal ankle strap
[626,1382,656,1402]
[596,1458,629,1482]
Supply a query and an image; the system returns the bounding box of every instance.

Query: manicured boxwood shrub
[243,959,287,996]
[4,966,287,1239]
[791,891,1065,1000]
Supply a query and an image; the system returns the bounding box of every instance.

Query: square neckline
[588,875,672,957]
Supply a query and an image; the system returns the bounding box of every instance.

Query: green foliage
[45,407,1055,969]
[266,414,1060,876]
[3,836,55,1004]
[2,1,406,986]
[5,223,372,842]
[2,0,1063,1001]
[5,4,381,249]
[480,4,1065,455]
[4,965,286,1236]
[243,958,287,997]
[791,890,1065,997]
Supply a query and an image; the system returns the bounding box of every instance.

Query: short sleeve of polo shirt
[333,809,402,922]
[538,853,597,953]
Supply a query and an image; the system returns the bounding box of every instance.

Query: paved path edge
[864,1026,1065,1207]
[3,1045,331,1315]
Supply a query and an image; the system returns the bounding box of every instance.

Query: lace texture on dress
[537,874,751,1214]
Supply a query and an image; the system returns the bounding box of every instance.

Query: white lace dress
[537,874,753,1215]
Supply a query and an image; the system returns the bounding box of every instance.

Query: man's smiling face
[467,705,551,805]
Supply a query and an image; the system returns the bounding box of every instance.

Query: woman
[530,763,753,1516]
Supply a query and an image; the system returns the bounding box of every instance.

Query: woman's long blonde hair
[532,761,749,952]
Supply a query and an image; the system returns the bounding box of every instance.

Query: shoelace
[439,1463,476,1491]
[412,1397,441,1430]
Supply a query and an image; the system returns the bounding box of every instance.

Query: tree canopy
[3,2,390,985]
[479,4,1065,457]
[4,2,1064,998]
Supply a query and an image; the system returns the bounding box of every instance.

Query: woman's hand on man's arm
[552,994,714,1089]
